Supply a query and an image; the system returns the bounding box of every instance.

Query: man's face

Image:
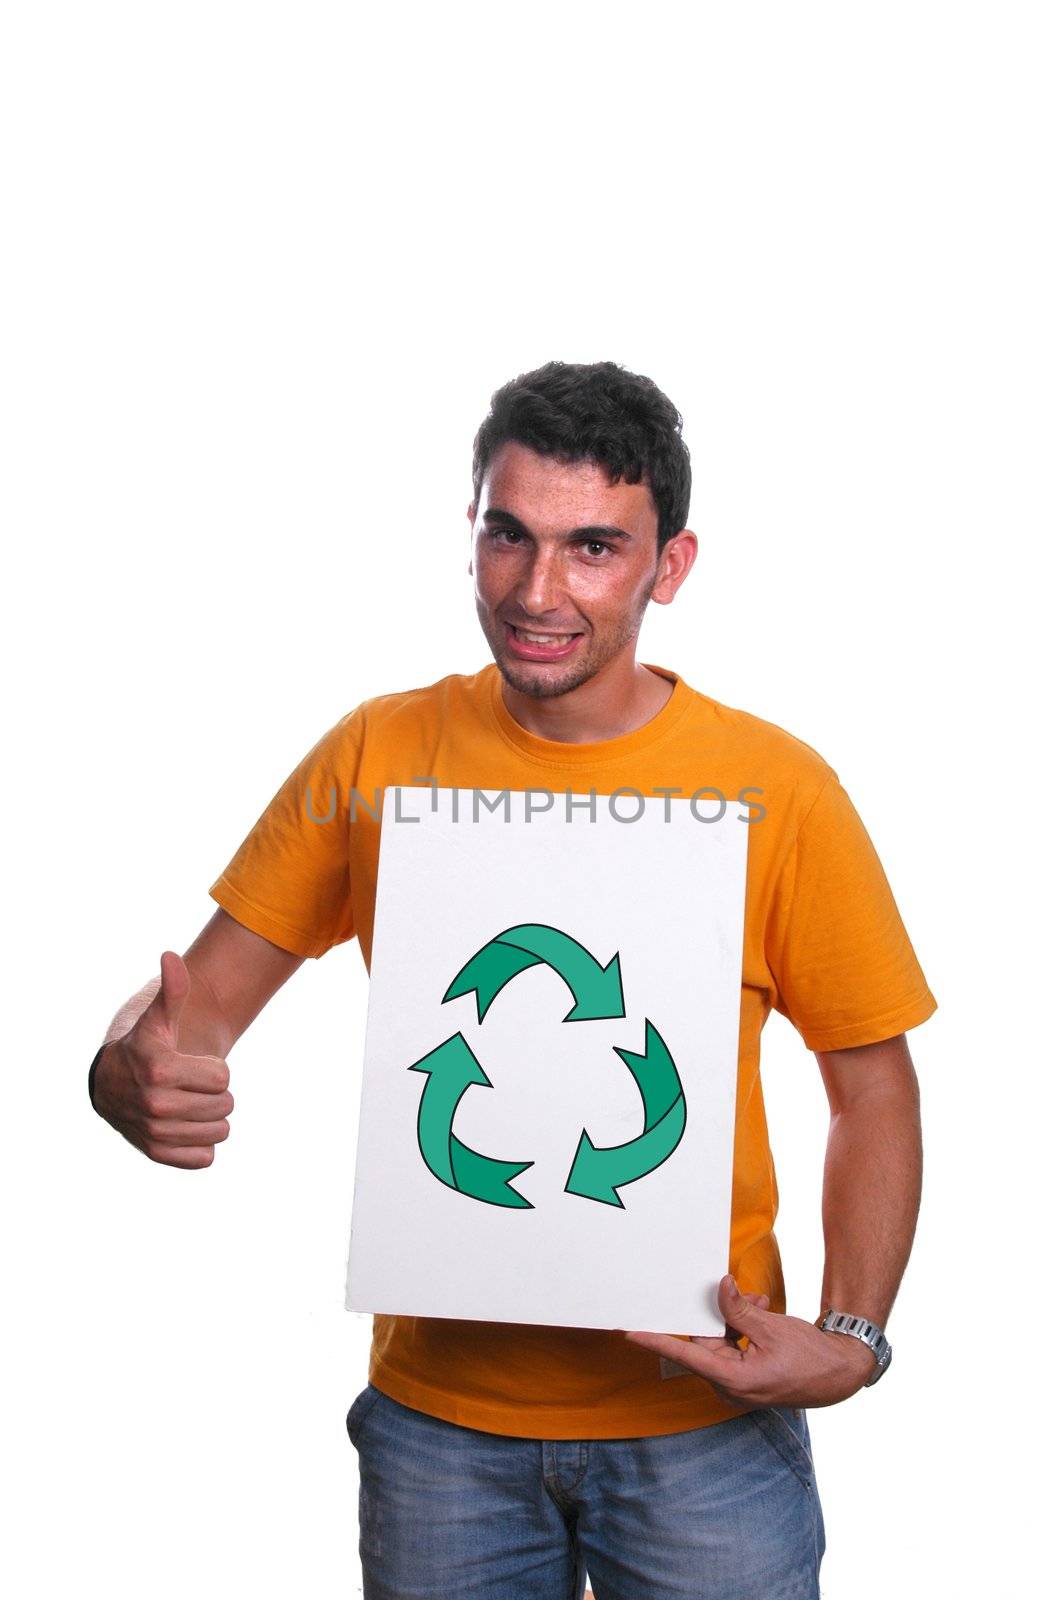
[468,441,683,700]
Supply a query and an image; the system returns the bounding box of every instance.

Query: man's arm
[817,1031,923,1332]
[621,1031,924,1408]
[92,908,304,1168]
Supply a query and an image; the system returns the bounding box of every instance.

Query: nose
[514,545,566,617]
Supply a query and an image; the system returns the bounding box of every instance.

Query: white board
[344,786,749,1335]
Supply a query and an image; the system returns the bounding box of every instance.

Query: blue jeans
[345,1383,826,1599]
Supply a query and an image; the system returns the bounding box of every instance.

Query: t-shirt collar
[483,660,694,767]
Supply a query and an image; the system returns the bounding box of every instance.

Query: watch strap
[818,1308,892,1386]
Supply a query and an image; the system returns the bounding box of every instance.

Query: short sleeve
[207,707,365,959]
[766,774,937,1050]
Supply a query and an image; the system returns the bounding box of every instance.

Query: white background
[3,3,1059,1596]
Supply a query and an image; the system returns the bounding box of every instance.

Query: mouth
[504,622,584,661]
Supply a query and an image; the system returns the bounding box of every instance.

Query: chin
[498,659,593,700]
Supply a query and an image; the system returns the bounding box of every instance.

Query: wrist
[817,1307,893,1386]
[825,1327,879,1382]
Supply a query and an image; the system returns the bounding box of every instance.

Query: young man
[90,360,936,1599]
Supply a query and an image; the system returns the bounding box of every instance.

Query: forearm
[819,1085,922,1328]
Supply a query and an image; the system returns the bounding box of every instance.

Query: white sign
[345,786,749,1336]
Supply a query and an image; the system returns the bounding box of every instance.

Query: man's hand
[620,1274,879,1409]
[93,951,234,1170]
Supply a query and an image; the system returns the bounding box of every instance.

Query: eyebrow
[482,507,634,542]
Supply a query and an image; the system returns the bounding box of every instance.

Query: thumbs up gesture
[94,952,234,1169]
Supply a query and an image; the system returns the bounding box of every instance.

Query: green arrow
[408,1032,533,1208]
[613,1019,682,1130]
[450,1135,534,1210]
[494,923,625,1022]
[408,1033,488,1188]
[564,1092,687,1208]
[441,939,542,1023]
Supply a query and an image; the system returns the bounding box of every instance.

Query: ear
[651,528,698,605]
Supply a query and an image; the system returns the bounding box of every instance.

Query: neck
[499,651,674,744]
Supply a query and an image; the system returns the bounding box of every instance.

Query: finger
[726,1293,770,1344]
[147,1088,235,1122]
[621,1331,747,1406]
[145,1050,231,1096]
[140,951,191,1046]
[717,1277,773,1350]
[142,1141,217,1170]
[144,1119,230,1148]
[725,1300,764,1339]
[622,1330,743,1369]
[157,950,191,1037]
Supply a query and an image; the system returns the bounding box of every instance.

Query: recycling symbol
[407,923,687,1210]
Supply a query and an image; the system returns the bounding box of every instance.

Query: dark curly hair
[471,360,692,556]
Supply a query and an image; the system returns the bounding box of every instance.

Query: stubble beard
[484,574,658,702]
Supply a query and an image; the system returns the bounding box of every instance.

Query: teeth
[515,628,576,645]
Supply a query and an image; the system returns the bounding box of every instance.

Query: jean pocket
[345,1383,384,1450]
[747,1405,815,1492]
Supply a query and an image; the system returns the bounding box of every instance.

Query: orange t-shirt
[208,662,936,1439]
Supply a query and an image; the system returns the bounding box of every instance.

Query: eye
[582,539,614,557]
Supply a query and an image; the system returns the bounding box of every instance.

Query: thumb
[719,1273,764,1328]
[145,950,191,1045]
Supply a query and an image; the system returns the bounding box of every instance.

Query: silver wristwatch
[817,1308,892,1386]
